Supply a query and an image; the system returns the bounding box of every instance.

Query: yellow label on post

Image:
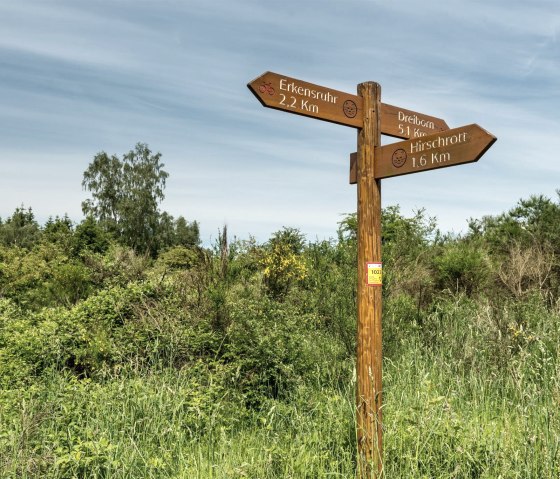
[367,262,382,286]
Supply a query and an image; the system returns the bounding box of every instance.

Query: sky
[1,0,559,245]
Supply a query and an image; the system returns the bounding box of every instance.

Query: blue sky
[1,0,559,244]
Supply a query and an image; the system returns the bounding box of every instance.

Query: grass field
[2,297,559,478]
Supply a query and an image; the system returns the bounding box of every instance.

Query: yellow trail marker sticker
[367,262,382,286]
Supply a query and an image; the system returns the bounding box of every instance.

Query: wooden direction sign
[380,103,449,139]
[350,123,496,183]
[248,71,364,128]
[248,72,449,138]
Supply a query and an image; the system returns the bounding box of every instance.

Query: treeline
[1,192,559,391]
[0,206,199,309]
[0,207,199,253]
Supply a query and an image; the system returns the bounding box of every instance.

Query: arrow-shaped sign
[349,124,496,183]
[248,71,364,128]
[248,72,450,139]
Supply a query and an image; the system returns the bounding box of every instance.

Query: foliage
[73,216,111,255]
[0,243,89,310]
[155,214,201,254]
[174,216,200,248]
[469,193,560,252]
[42,215,73,248]
[82,143,169,255]
[261,242,308,299]
[432,239,491,296]
[1,193,560,477]
[0,205,41,249]
[80,143,199,256]
[222,297,328,405]
[155,245,200,271]
[268,226,306,254]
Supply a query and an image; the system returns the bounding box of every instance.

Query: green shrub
[222,297,323,405]
[155,245,199,270]
[433,240,490,296]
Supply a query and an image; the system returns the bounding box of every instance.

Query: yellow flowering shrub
[261,243,307,298]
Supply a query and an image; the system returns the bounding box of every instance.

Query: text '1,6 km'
[376,124,496,179]
[349,124,496,183]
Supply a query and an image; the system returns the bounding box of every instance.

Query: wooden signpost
[248,72,450,138]
[247,72,496,478]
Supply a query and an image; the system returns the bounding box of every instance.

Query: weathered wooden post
[355,81,383,477]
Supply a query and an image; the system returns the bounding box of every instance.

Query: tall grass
[2,294,559,478]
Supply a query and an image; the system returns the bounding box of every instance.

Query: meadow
[1,196,559,478]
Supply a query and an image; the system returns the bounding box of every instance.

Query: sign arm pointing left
[247,71,364,128]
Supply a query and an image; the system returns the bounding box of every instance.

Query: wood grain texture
[350,124,495,183]
[356,81,383,478]
[350,152,357,185]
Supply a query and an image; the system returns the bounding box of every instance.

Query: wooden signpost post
[247,72,496,478]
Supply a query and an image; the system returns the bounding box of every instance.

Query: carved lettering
[279,78,338,105]
[398,111,436,130]
[409,131,468,154]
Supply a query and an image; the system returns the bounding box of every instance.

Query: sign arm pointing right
[350,124,496,182]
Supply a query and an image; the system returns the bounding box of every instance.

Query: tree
[151,214,200,252]
[42,215,74,250]
[82,143,169,255]
[174,216,200,248]
[468,193,560,254]
[0,205,41,248]
[268,227,306,255]
[73,216,110,255]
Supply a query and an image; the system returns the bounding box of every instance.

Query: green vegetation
[1,149,559,477]
[81,143,199,257]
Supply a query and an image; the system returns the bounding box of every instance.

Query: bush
[222,297,325,405]
[261,242,307,299]
[155,245,200,271]
[432,240,490,296]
